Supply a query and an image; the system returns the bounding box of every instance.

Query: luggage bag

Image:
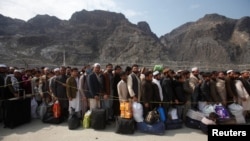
[165,119,183,130]
[91,108,106,130]
[3,97,31,129]
[115,116,135,134]
[137,121,165,135]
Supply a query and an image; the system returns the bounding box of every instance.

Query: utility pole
[63,49,66,66]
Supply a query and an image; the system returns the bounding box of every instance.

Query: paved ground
[0,119,207,141]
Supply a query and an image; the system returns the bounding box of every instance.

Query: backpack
[144,108,160,124]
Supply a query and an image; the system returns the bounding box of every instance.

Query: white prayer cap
[191,67,198,72]
[176,70,183,73]
[153,71,159,76]
[93,63,100,67]
[54,68,60,72]
[0,64,7,68]
[44,67,50,71]
[14,69,21,73]
[240,70,249,74]
[226,70,233,74]
[9,66,15,70]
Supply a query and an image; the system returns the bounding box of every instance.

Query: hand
[82,96,87,101]
[94,95,99,101]
[242,97,247,101]
[14,93,19,97]
[103,94,109,100]
[68,97,72,101]
[133,96,138,102]
[175,99,179,104]
[62,83,67,87]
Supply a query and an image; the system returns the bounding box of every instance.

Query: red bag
[53,100,61,118]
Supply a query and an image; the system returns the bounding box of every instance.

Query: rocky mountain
[160,14,250,69]
[0,10,249,70]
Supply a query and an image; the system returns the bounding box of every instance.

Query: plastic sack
[228,103,246,124]
[31,97,38,119]
[68,107,80,130]
[199,103,215,117]
[132,102,144,122]
[83,110,92,128]
[214,104,230,119]
[53,100,61,118]
[168,108,178,120]
[153,65,163,73]
[37,101,47,120]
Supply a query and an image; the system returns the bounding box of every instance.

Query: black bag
[115,116,135,134]
[3,98,31,129]
[185,116,201,129]
[43,112,64,124]
[42,104,63,124]
[68,107,80,130]
[165,119,183,130]
[91,108,106,130]
[200,122,208,134]
[144,108,159,124]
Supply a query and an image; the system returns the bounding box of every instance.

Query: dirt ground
[0,119,207,141]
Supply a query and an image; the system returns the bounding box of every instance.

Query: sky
[0,0,249,37]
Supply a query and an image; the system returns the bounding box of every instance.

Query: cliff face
[0,10,169,67]
[160,14,250,65]
[0,11,249,70]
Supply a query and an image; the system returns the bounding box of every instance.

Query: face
[132,66,139,74]
[106,65,113,73]
[217,72,225,79]
[115,67,122,74]
[193,70,199,76]
[93,66,101,74]
[0,67,7,73]
[60,67,66,75]
[121,74,127,81]
[156,74,162,80]
[72,70,79,77]
[146,74,153,81]
[241,72,250,79]
[66,68,71,74]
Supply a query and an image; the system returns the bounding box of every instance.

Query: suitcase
[115,117,135,134]
[200,122,208,134]
[186,109,205,121]
[137,121,165,135]
[217,117,236,125]
[91,108,106,130]
[165,119,183,130]
[3,97,31,129]
[185,116,201,129]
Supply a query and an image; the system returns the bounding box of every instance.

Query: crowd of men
[0,63,249,124]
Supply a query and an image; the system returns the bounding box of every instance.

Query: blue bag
[137,121,165,135]
[157,106,166,122]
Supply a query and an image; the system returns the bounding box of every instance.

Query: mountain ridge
[0,10,249,70]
